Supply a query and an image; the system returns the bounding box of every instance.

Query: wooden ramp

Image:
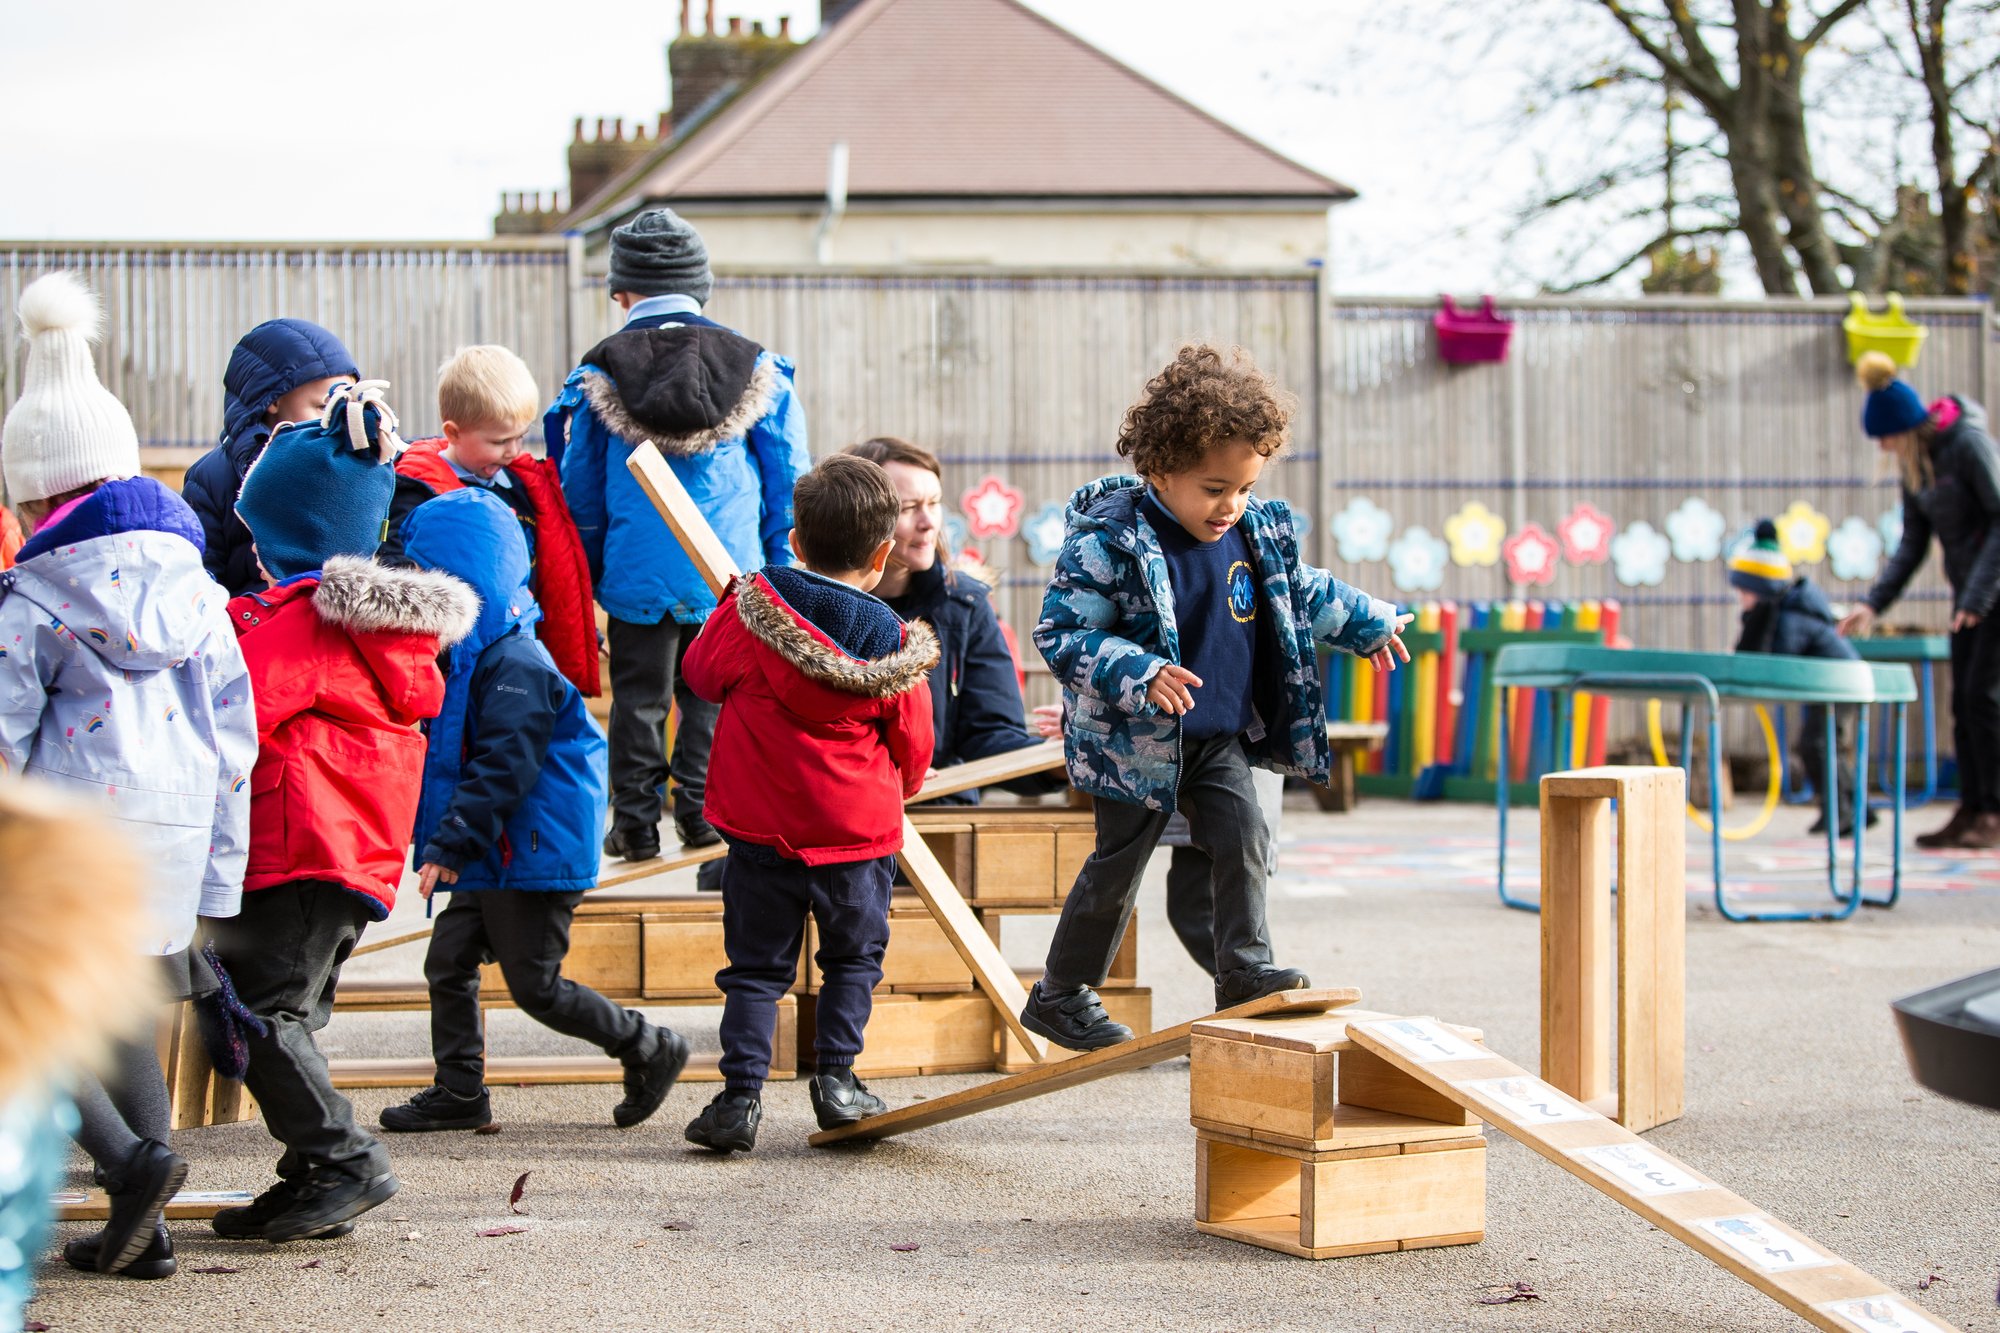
[1348,1018,1960,1333]
[56,1189,256,1222]
[809,988,1361,1146]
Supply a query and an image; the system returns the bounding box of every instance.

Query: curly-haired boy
[1026,344,1411,1048]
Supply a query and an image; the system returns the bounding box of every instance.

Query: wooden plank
[1541,785,1612,1107]
[626,443,738,600]
[327,1052,790,1088]
[56,1189,258,1223]
[912,739,1065,802]
[807,988,1361,1146]
[897,813,1047,1061]
[1619,769,1686,1132]
[1347,1018,1961,1333]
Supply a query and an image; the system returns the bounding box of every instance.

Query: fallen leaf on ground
[508,1171,531,1214]
[475,1124,501,1136]
[890,1242,920,1253]
[300,1259,322,1269]
[1918,1272,1945,1291]
[24,1321,49,1330]
[478,1225,528,1237]
[190,1265,242,1274]
[1477,1281,1542,1305]
[662,1220,695,1232]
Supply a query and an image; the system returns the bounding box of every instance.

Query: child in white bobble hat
[0,271,257,1281]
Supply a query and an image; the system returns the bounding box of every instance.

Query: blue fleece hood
[220,319,358,445]
[16,476,204,565]
[399,488,540,662]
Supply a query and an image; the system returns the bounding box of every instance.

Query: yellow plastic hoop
[1644,699,1782,841]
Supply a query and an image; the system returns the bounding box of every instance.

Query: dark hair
[1116,343,1294,478]
[843,436,941,478]
[792,455,900,572]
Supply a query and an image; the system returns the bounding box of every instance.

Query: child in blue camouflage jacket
[1025,344,1411,1050]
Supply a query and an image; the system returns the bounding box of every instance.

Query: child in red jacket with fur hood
[206,383,476,1246]
[680,456,936,1153]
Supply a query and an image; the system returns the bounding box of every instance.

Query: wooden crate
[804,903,976,994]
[799,991,994,1077]
[159,1003,256,1130]
[907,807,1096,908]
[1195,1129,1485,1259]
[995,985,1151,1073]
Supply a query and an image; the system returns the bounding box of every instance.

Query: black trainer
[1019,982,1135,1052]
[98,1139,187,1274]
[675,815,722,849]
[809,1067,888,1129]
[379,1084,492,1133]
[604,825,661,863]
[695,858,726,893]
[211,1180,356,1241]
[614,1024,690,1128]
[260,1166,399,1244]
[1215,964,1312,1009]
[65,1223,176,1280]
[684,1090,761,1153]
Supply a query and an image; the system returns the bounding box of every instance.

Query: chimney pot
[679,0,692,33]
[705,0,716,34]
[572,116,585,141]
[613,116,625,139]
[778,14,791,37]
[728,15,742,35]
[751,19,765,36]
[658,110,673,137]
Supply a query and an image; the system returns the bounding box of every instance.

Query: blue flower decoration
[1877,507,1903,554]
[1665,498,1726,563]
[943,509,970,554]
[1023,501,1067,566]
[1331,497,1394,563]
[1611,521,1671,587]
[1827,516,1883,582]
[1387,526,1447,592]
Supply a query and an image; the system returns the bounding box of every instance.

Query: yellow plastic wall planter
[1843,292,1927,367]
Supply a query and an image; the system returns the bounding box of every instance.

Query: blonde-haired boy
[381,345,602,697]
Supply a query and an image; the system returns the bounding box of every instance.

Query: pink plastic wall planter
[1434,295,1514,364]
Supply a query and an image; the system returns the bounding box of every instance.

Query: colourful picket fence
[1324,599,1619,802]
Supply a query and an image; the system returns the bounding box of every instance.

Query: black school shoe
[379,1084,492,1132]
[1019,982,1135,1052]
[684,1090,761,1153]
[259,1166,399,1244]
[809,1068,888,1129]
[65,1223,176,1280]
[1808,808,1881,836]
[674,815,722,850]
[1215,965,1312,1009]
[614,1024,690,1128]
[211,1180,356,1241]
[98,1139,187,1274]
[604,825,661,863]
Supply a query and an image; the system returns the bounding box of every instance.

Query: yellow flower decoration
[1775,500,1831,565]
[1445,502,1507,568]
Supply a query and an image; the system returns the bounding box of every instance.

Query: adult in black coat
[182,320,357,596]
[1840,352,2000,848]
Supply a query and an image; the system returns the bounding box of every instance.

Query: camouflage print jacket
[1033,475,1399,812]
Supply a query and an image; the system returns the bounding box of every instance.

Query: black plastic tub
[1892,966,2000,1112]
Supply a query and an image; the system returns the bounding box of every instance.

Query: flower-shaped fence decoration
[1444,502,1507,568]
[1387,527,1449,592]
[1501,522,1561,586]
[1665,497,1726,563]
[1557,503,1614,564]
[942,509,969,554]
[961,477,1025,539]
[1827,516,1883,582]
[1611,521,1671,587]
[1775,500,1831,565]
[1877,507,1904,557]
[1022,501,1067,566]
[1330,497,1393,563]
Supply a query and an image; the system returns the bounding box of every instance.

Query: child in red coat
[680,456,937,1152]
[206,383,477,1245]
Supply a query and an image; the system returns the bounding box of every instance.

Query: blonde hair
[438,345,540,432]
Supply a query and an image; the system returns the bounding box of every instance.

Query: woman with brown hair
[1839,351,2000,848]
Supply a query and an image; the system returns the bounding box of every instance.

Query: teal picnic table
[1491,643,1918,923]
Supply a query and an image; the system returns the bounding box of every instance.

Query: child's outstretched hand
[1032,704,1062,738]
[1147,664,1203,715]
[416,863,459,900]
[1367,613,1418,673]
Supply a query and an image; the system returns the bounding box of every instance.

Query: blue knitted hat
[1857,351,1929,439]
[235,380,401,579]
[1727,519,1793,600]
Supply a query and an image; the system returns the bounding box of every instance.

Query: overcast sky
[0,0,1552,294]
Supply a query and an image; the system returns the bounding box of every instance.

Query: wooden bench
[1312,721,1390,812]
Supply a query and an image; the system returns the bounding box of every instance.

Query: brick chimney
[565,115,660,213]
[668,7,800,124]
[822,0,866,25]
[493,189,569,236]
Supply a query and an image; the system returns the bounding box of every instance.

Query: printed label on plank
[1819,1295,1951,1333]
[1692,1214,1834,1273]
[1360,1018,1486,1063]
[1571,1143,1710,1196]
[1463,1076,1598,1124]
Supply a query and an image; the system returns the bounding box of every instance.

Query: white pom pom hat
[2,272,142,506]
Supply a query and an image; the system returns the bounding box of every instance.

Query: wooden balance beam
[1348,1017,1960,1332]
[807,988,1361,1147]
[626,443,1051,1063]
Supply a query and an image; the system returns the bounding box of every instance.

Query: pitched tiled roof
[569,0,1352,229]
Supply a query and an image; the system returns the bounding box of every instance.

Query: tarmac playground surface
[28,795,2000,1332]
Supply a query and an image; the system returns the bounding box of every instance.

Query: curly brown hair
[1116,343,1295,478]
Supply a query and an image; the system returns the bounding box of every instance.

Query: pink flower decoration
[1502,523,1561,586]
[960,476,1025,539]
[1557,504,1614,564]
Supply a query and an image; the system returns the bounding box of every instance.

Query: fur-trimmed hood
[578,323,781,456]
[737,572,938,703]
[311,555,478,645]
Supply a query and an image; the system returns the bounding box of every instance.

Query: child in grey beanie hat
[607,209,712,305]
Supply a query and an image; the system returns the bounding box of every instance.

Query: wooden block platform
[56,1188,257,1222]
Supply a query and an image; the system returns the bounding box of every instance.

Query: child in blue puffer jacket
[1026,344,1411,1051]
[378,489,689,1134]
